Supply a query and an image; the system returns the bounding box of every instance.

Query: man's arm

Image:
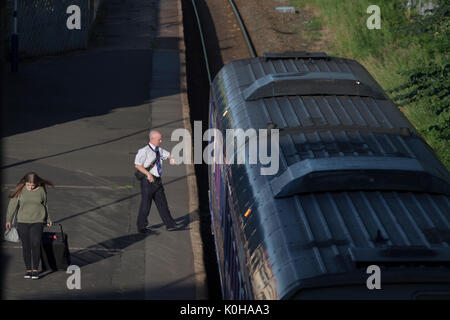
[134,149,154,182]
[161,148,175,165]
[135,164,154,182]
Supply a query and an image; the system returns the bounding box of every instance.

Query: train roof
[212,52,450,196]
[210,52,450,299]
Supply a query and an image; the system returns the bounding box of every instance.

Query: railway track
[190,0,256,84]
[187,1,450,300]
[182,0,258,299]
[227,0,257,59]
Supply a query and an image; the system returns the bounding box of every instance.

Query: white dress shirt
[134,143,170,177]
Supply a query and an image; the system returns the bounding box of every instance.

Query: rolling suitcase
[40,224,71,271]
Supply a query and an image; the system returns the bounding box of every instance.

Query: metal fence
[6,0,103,57]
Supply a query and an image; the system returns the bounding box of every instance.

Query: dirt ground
[200,0,253,76]
[197,0,332,72]
[234,0,331,56]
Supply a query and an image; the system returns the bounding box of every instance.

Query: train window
[230,263,234,296]
[233,262,240,300]
[237,270,242,298]
[224,219,230,263]
[239,283,243,300]
[239,282,246,299]
[222,200,244,300]
[227,184,240,225]
[209,101,215,128]
[234,245,241,299]
[219,176,224,224]
[241,280,247,299]
[229,239,234,277]
[230,246,237,299]
[221,179,230,229]
[214,163,221,206]
[236,272,240,299]
[235,276,239,300]
[232,242,235,278]
[227,226,233,277]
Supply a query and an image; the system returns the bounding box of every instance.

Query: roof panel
[339,96,367,125]
[296,59,311,72]
[211,56,450,298]
[285,59,300,73]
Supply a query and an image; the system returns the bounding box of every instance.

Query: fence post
[11,0,18,72]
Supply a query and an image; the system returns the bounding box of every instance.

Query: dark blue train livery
[208,52,450,299]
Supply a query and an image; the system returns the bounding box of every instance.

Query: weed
[292,0,449,169]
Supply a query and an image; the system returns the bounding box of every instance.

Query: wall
[6,0,103,57]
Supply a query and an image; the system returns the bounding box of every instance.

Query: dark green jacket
[6,187,51,224]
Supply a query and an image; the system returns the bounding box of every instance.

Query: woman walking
[5,172,53,280]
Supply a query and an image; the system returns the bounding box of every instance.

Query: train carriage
[208,52,450,299]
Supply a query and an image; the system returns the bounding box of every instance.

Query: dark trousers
[137,177,176,230]
[17,222,43,270]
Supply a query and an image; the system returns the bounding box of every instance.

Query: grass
[290,0,450,170]
[307,16,322,32]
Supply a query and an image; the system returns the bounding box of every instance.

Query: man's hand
[47,221,53,227]
[5,222,11,230]
[136,164,154,182]
[169,154,175,165]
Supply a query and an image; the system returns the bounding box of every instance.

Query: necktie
[155,146,162,176]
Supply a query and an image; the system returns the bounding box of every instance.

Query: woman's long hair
[9,172,54,198]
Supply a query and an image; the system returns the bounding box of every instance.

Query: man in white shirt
[135,130,179,232]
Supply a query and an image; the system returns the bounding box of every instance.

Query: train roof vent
[270,156,450,198]
[349,247,450,266]
[243,72,386,100]
[263,51,328,60]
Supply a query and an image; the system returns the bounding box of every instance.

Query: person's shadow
[149,213,191,231]
[38,231,158,278]
[39,213,193,277]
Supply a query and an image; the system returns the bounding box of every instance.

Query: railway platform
[1,0,206,299]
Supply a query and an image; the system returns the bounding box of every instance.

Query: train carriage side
[208,52,450,300]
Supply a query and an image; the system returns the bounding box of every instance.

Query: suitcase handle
[43,223,64,236]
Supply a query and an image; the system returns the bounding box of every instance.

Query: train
[207,51,450,299]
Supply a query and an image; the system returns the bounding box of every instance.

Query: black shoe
[138,226,154,233]
[31,271,40,280]
[166,222,182,231]
[24,271,32,279]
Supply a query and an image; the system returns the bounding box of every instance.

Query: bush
[291,0,450,169]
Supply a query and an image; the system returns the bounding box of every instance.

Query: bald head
[149,130,162,146]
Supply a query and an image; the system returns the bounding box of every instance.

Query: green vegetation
[291,0,449,169]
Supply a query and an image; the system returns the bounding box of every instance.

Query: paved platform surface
[1,0,205,299]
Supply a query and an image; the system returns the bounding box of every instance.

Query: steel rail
[191,0,212,84]
[228,0,257,58]
[191,0,256,85]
